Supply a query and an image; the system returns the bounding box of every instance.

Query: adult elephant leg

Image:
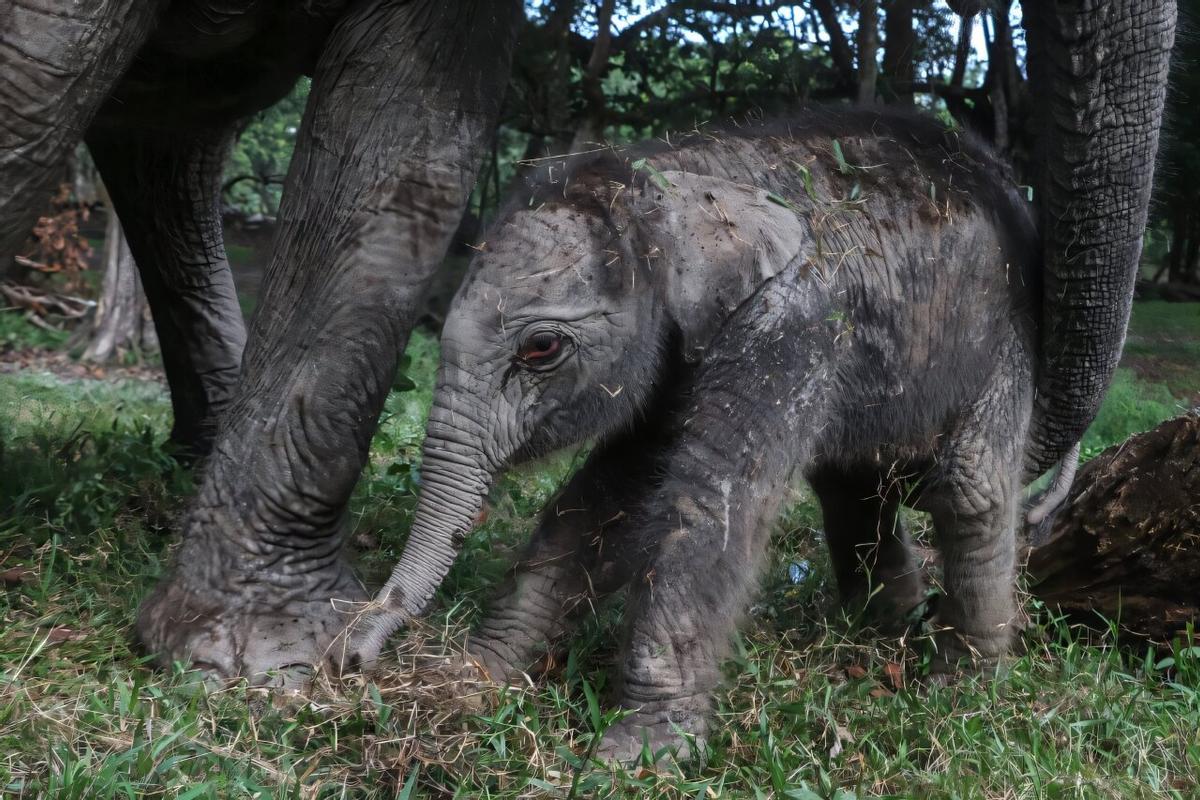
[0,0,164,259]
[469,415,676,684]
[86,126,245,461]
[808,466,925,629]
[598,274,836,763]
[135,1,522,684]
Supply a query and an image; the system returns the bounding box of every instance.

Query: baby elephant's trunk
[347,401,494,665]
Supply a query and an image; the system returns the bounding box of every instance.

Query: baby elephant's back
[725,113,1042,460]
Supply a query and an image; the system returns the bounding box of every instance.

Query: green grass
[225,243,256,267]
[0,308,70,351]
[1079,369,1183,460]
[1,307,1199,798]
[1120,301,1200,402]
[1077,302,1199,460]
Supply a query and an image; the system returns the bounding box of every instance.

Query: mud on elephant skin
[0,0,1174,706]
[344,42,1177,754]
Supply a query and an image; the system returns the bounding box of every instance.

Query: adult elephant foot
[595,711,707,766]
[137,528,367,687]
[463,634,537,686]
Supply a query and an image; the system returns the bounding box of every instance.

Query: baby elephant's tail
[1024,441,1080,546]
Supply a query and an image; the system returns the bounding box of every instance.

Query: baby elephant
[347,109,1048,760]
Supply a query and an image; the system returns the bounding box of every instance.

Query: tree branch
[573,0,617,147]
[810,0,856,85]
[613,0,789,49]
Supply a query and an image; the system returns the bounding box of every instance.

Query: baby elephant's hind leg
[923,373,1028,674]
[809,467,925,630]
[468,426,665,683]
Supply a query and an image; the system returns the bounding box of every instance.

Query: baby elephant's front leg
[599,284,836,763]
[468,424,667,683]
[601,449,791,762]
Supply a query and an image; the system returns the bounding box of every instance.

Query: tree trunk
[811,0,856,89]
[950,12,973,90]
[1169,208,1191,284]
[940,13,976,129]
[543,0,581,157]
[1185,225,1200,284]
[985,2,1018,151]
[857,0,880,105]
[75,205,157,363]
[570,0,617,151]
[881,0,915,104]
[1027,414,1200,645]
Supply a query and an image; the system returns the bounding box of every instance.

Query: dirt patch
[0,346,164,385]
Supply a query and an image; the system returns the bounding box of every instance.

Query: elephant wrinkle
[14,0,529,677]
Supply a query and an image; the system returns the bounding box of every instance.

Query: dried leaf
[46,626,85,644]
[1,567,34,586]
[827,723,854,758]
[884,661,904,690]
[831,138,852,174]
[845,664,867,680]
[794,162,820,202]
[631,158,673,191]
[767,192,802,213]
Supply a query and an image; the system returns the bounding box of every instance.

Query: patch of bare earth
[0,347,164,384]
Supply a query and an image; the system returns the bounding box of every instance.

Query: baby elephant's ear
[632,170,815,363]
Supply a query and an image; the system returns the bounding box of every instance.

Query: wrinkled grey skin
[338,9,1176,759]
[2,0,520,680]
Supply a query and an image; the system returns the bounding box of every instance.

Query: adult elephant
[1,0,521,681]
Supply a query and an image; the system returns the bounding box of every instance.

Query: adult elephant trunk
[348,387,498,665]
[1021,0,1176,473]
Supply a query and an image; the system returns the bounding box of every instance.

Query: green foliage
[222,79,310,216]
[0,308,69,350]
[0,372,183,535]
[631,156,673,190]
[1081,369,1182,461]
[1077,302,1198,460]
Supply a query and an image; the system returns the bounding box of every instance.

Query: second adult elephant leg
[87,127,246,460]
[135,0,523,684]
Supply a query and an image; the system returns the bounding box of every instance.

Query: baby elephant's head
[404,198,666,569]
[440,203,663,466]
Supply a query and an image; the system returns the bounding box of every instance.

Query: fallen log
[1027,413,1200,643]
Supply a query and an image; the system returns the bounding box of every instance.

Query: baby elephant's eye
[517,330,564,365]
